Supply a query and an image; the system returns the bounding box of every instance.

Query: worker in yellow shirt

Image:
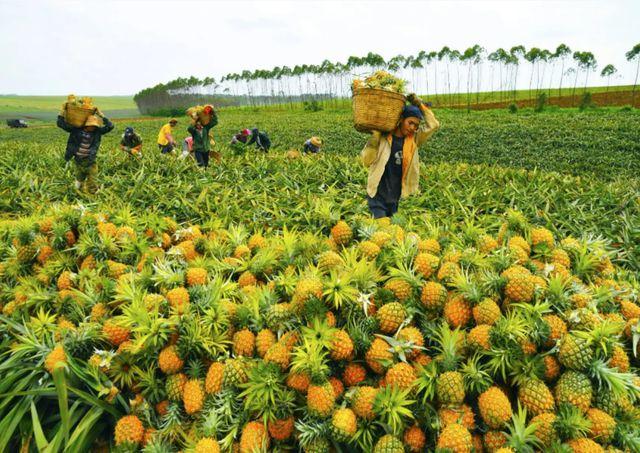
[157,118,178,154]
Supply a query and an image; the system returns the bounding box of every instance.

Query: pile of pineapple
[1,207,640,452]
[352,70,407,94]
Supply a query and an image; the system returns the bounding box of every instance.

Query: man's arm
[407,94,440,147]
[56,115,74,132]
[98,113,114,135]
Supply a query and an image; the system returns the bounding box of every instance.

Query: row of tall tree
[134,43,640,112]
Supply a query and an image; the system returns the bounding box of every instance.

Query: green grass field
[0,95,139,122]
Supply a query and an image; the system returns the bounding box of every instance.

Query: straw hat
[85,115,102,127]
[310,136,323,147]
[169,118,178,125]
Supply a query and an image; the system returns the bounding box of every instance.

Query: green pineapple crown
[553,403,591,441]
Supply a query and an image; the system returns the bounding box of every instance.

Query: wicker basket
[198,112,212,126]
[65,103,96,127]
[352,88,406,133]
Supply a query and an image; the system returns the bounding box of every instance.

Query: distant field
[0,95,139,122]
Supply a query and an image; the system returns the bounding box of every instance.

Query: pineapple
[558,333,593,371]
[403,424,426,452]
[182,379,204,415]
[586,407,616,443]
[437,371,465,406]
[414,252,439,278]
[255,329,276,358]
[529,412,557,447]
[418,238,441,255]
[205,362,224,394]
[329,329,353,360]
[468,325,492,350]
[444,294,472,328]
[238,271,257,288]
[158,345,184,375]
[608,345,630,372]
[554,371,592,412]
[264,341,290,370]
[373,434,404,453]
[385,362,417,390]
[384,279,413,302]
[478,386,512,429]
[233,329,256,357]
[483,430,508,452]
[366,337,393,374]
[517,378,555,416]
[438,404,476,430]
[114,415,144,446]
[103,321,130,346]
[166,287,190,314]
[195,438,221,453]
[45,344,66,374]
[531,227,554,248]
[330,221,352,245]
[543,314,567,347]
[330,408,357,441]
[436,423,472,453]
[307,382,335,417]
[317,251,343,272]
[239,421,270,453]
[352,386,378,420]
[397,326,424,359]
[371,230,393,248]
[377,302,407,334]
[472,298,501,325]
[504,273,535,303]
[478,234,498,254]
[421,281,448,311]
[343,362,367,387]
[360,240,381,259]
[566,438,605,453]
[186,267,207,286]
[166,373,187,401]
[223,358,249,388]
[268,416,294,441]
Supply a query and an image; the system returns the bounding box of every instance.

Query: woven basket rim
[352,87,406,101]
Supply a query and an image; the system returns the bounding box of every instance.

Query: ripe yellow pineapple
[238,271,257,288]
[286,371,311,393]
[566,438,604,453]
[397,326,424,359]
[352,386,378,420]
[248,233,267,250]
[103,321,130,346]
[414,252,440,279]
[158,345,184,374]
[609,345,630,372]
[436,423,472,453]
[543,315,567,347]
[195,438,221,453]
[232,329,256,357]
[421,281,448,311]
[175,240,197,260]
[586,407,616,443]
[255,329,276,358]
[239,421,270,453]
[264,341,290,370]
[114,415,145,446]
[307,382,335,417]
[504,273,535,303]
[342,363,367,387]
[436,406,475,434]
[478,386,512,429]
[418,238,441,255]
[385,362,417,390]
[529,412,557,447]
[268,416,294,441]
[183,379,204,414]
[477,234,498,254]
[329,330,354,360]
[166,373,187,401]
[317,251,343,272]
[377,302,407,334]
[508,236,531,255]
[371,230,392,248]
[403,424,426,452]
[359,240,381,259]
[373,434,404,453]
[468,325,492,350]
[550,248,571,268]
[444,295,472,328]
[472,298,501,325]
[517,379,555,416]
[186,267,207,286]
[531,227,554,248]
[330,408,357,441]
[437,261,461,284]
[223,358,249,388]
[205,362,224,394]
[330,221,352,246]
[384,279,412,302]
[166,287,190,314]
[45,345,66,374]
[484,430,508,451]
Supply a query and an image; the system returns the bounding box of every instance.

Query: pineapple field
[0,106,640,453]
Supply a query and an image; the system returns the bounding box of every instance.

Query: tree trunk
[572,70,579,107]
[632,59,640,107]
[558,60,565,98]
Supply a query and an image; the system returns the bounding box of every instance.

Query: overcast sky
[1,0,639,95]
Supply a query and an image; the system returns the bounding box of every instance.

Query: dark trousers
[195,150,209,167]
[159,143,174,154]
[367,193,399,219]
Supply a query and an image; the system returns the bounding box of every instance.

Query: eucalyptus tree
[572,51,597,101]
[600,64,617,102]
[524,47,541,102]
[554,44,572,97]
[509,45,526,102]
[626,43,640,105]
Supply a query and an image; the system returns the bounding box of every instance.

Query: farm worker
[180,136,194,159]
[247,128,271,152]
[157,118,178,154]
[57,108,114,193]
[360,93,440,219]
[120,126,143,157]
[230,128,252,146]
[187,110,219,168]
[303,136,323,153]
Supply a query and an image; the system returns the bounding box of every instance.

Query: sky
[1,0,639,96]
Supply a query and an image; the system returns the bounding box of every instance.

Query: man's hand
[95,108,104,118]
[371,130,382,140]
[407,93,423,107]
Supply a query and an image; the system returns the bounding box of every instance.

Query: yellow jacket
[361,104,440,199]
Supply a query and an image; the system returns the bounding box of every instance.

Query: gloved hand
[95,108,104,117]
[407,93,423,107]
[369,130,382,147]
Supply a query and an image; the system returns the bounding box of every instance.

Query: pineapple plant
[478,386,512,429]
[436,423,473,453]
[330,408,357,441]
